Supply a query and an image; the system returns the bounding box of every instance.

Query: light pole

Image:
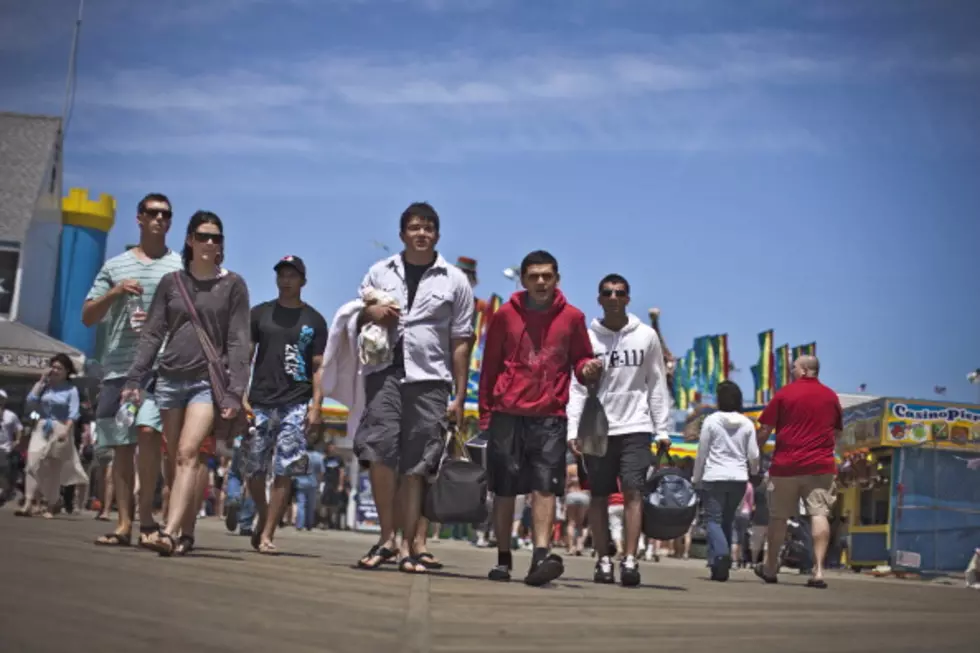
[969,369,980,404]
[502,266,520,289]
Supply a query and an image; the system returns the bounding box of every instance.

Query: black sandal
[94,532,131,547]
[399,556,428,574]
[145,530,177,557]
[138,524,158,548]
[175,535,195,556]
[357,544,397,569]
[416,552,444,570]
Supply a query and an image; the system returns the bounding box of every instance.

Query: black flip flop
[398,556,428,574]
[94,532,131,547]
[357,544,397,569]
[137,524,158,548]
[416,552,444,570]
[806,578,828,589]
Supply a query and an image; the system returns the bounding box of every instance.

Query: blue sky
[3,0,979,403]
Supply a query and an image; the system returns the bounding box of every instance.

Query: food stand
[837,397,980,573]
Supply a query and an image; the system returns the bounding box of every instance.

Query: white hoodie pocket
[600,390,649,434]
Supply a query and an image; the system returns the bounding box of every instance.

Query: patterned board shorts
[243,402,309,479]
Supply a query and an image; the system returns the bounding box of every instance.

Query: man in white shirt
[0,389,23,504]
[567,274,671,587]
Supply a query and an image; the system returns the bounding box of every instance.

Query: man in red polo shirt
[755,355,841,588]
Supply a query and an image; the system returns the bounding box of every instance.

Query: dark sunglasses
[142,208,172,220]
[193,232,224,244]
[600,289,628,298]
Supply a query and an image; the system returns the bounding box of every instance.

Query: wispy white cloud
[14,19,976,167]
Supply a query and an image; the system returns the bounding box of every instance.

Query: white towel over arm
[320,299,366,436]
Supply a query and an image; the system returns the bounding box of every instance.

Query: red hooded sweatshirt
[478,289,594,430]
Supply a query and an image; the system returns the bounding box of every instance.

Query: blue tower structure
[50,188,116,357]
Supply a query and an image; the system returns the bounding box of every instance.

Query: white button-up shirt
[359,253,474,384]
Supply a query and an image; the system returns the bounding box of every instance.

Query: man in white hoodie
[567,274,672,586]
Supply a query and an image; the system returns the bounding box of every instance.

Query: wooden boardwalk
[1,510,974,653]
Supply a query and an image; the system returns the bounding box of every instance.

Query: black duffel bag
[424,429,489,525]
[642,466,699,541]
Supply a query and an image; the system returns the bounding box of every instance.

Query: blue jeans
[294,485,317,530]
[225,472,255,532]
[701,481,747,566]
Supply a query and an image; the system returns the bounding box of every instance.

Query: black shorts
[354,367,450,476]
[583,433,652,498]
[486,414,567,498]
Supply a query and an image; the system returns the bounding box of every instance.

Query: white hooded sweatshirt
[566,314,672,441]
[692,411,760,485]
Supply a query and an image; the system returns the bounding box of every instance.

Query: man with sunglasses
[566,273,671,587]
[83,193,182,546]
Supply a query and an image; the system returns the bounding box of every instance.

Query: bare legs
[810,515,830,582]
[180,460,209,537]
[588,497,610,557]
[248,475,291,551]
[530,491,556,549]
[99,460,115,519]
[764,517,788,576]
[494,496,517,556]
[358,463,399,565]
[150,404,213,550]
[623,490,643,558]
[136,427,162,528]
[110,444,136,536]
[398,475,425,570]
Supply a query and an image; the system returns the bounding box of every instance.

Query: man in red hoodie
[479,250,601,586]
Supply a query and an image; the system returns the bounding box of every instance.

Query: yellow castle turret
[61,187,116,232]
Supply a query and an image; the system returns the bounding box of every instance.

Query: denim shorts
[154,377,213,411]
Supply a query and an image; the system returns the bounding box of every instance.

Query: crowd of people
[3,193,848,591]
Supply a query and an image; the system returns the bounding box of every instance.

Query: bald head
[793,355,820,379]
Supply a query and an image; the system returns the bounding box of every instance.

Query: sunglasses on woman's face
[193,232,224,244]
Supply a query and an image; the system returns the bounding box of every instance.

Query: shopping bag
[578,385,609,457]
[423,429,489,525]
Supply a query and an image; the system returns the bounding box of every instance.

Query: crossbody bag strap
[172,272,227,404]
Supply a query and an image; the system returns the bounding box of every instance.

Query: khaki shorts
[768,474,837,520]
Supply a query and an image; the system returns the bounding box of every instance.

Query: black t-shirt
[248,301,328,407]
[392,255,435,370]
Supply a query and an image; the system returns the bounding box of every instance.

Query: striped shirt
[86,249,183,379]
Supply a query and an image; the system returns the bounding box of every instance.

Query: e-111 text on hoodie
[478,289,594,431]
[566,314,672,441]
[692,411,760,485]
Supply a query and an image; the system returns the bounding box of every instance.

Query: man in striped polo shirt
[83,193,183,546]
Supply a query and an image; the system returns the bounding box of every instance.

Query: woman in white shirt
[692,381,760,581]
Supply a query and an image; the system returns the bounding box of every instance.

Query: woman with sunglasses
[16,354,88,518]
[122,211,250,556]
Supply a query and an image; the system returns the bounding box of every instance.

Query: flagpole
[60,0,84,133]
